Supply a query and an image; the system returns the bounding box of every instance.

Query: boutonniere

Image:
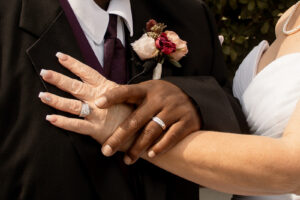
[131,19,188,80]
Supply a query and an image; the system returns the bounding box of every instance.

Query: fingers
[124,111,174,164]
[101,101,159,157]
[95,84,145,108]
[45,114,94,135]
[56,52,108,86]
[40,69,94,101]
[148,121,190,158]
[39,92,85,116]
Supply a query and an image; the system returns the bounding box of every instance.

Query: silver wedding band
[79,102,91,118]
[152,117,166,130]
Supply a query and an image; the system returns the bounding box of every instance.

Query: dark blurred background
[205,0,297,77]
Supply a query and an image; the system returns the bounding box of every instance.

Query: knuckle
[136,137,149,149]
[87,70,96,80]
[54,73,63,85]
[80,67,91,79]
[69,59,78,69]
[151,96,162,106]
[73,120,81,129]
[50,95,59,106]
[143,128,155,138]
[70,101,82,113]
[72,81,84,95]
[108,136,122,148]
[128,118,139,130]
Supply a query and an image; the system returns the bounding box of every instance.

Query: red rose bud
[155,33,177,55]
[146,19,157,32]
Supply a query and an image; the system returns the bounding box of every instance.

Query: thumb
[94,84,145,108]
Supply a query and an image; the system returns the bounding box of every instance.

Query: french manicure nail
[148,151,156,158]
[46,115,57,123]
[39,92,51,102]
[95,97,107,107]
[38,92,45,98]
[40,69,48,77]
[124,156,132,165]
[102,145,113,157]
[56,52,68,61]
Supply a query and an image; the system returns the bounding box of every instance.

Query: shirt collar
[68,0,133,44]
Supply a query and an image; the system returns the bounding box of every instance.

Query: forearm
[105,103,300,195]
[164,76,248,133]
[144,131,300,196]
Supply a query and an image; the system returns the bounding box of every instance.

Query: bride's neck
[94,0,110,10]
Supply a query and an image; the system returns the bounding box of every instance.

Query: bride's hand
[39,53,133,145]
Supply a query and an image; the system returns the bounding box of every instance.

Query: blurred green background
[205,0,297,76]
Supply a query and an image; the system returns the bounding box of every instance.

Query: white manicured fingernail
[124,156,132,165]
[38,92,51,102]
[95,97,107,107]
[102,145,113,157]
[38,92,45,98]
[56,52,68,61]
[148,151,156,158]
[40,69,48,77]
[46,115,57,123]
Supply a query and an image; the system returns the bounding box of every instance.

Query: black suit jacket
[0,0,248,200]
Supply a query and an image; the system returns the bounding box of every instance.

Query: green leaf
[168,58,182,68]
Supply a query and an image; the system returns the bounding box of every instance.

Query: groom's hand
[95,80,201,164]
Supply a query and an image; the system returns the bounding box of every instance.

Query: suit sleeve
[163,2,249,133]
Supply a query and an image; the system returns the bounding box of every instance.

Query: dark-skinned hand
[95,80,201,165]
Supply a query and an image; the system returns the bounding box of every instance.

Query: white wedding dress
[232,40,300,200]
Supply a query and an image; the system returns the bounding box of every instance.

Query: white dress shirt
[67,0,133,66]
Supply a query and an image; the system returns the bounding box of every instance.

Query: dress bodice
[232,41,300,200]
[233,40,269,101]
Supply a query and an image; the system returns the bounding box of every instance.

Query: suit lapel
[20,1,135,199]
[20,0,83,91]
[25,11,84,92]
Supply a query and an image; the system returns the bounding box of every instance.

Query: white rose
[131,33,159,60]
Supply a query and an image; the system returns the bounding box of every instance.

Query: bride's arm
[41,54,300,196]
[145,121,300,195]
[143,102,300,196]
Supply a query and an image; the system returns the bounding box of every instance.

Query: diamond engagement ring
[79,102,91,117]
[152,117,167,130]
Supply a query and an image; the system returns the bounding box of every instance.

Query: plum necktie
[103,14,127,84]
